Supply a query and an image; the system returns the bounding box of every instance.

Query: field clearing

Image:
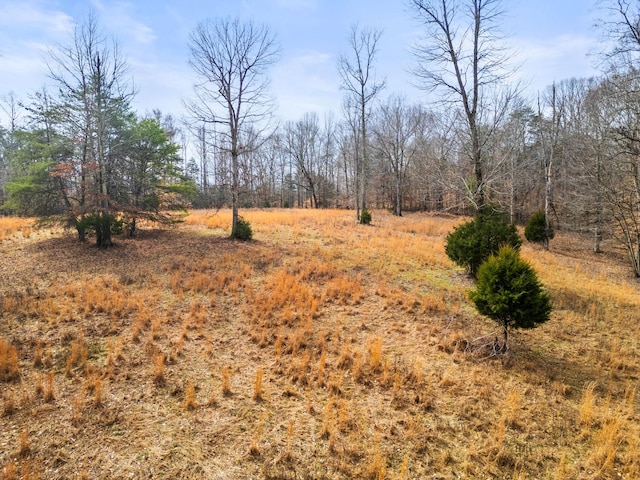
[1,209,639,479]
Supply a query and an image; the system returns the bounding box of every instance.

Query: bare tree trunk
[410,0,516,210]
[338,25,385,222]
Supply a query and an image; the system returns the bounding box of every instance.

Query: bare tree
[597,73,640,277]
[338,24,386,222]
[188,17,279,238]
[596,0,640,70]
[537,84,564,249]
[284,114,321,208]
[594,1,640,275]
[371,96,427,216]
[410,0,515,209]
[0,92,23,204]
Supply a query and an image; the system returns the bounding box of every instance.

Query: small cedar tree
[231,216,253,240]
[445,206,521,277]
[360,208,372,225]
[469,246,552,352]
[525,210,554,249]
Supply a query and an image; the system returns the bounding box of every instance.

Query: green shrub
[445,206,521,277]
[232,216,253,240]
[76,212,124,245]
[469,246,552,352]
[360,208,372,225]
[525,210,554,247]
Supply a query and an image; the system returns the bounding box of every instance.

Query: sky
[0,0,603,126]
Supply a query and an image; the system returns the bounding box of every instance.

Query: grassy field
[0,209,638,479]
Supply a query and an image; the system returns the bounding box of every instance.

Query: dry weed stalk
[392,371,403,399]
[3,390,15,416]
[18,430,30,457]
[33,340,44,368]
[337,343,353,369]
[397,455,409,480]
[44,371,55,403]
[579,381,598,429]
[337,400,354,433]
[368,337,383,372]
[352,350,364,383]
[320,398,337,440]
[367,435,387,480]
[494,417,506,451]
[589,417,621,474]
[71,390,85,425]
[328,371,344,396]
[184,380,197,410]
[153,353,165,385]
[553,451,570,480]
[503,385,522,427]
[408,355,424,387]
[249,416,265,457]
[274,335,283,361]
[0,337,20,382]
[253,368,264,401]
[316,346,327,386]
[93,376,103,407]
[290,350,311,386]
[151,317,162,340]
[221,366,232,396]
[65,336,88,377]
[2,461,16,480]
[284,419,295,460]
[623,382,636,418]
[131,319,142,343]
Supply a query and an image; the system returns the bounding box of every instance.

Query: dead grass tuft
[0,338,20,382]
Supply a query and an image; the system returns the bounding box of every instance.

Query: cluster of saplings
[445,206,553,352]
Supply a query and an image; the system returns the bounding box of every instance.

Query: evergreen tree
[469,246,552,352]
[525,210,555,249]
[445,206,522,277]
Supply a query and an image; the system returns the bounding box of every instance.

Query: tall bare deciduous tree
[537,84,564,250]
[410,0,515,209]
[338,24,385,222]
[371,96,427,216]
[188,17,279,238]
[595,0,640,276]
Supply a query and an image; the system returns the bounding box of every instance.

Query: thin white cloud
[91,0,157,45]
[511,33,599,91]
[0,3,74,35]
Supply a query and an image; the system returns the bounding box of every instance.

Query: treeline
[0,2,639,275]
[157,75,640,277]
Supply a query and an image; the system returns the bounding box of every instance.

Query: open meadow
[0,209,639,479]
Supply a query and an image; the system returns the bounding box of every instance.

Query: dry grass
[0,208,638,479]
[0,217,35,243]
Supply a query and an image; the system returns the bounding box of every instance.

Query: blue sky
[0,0,601,124]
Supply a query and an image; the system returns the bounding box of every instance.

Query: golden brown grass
[0,338,20,382]
[0,208,638,479]
[0,217,34,243]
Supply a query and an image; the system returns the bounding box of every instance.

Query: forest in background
[0,0,640,275]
